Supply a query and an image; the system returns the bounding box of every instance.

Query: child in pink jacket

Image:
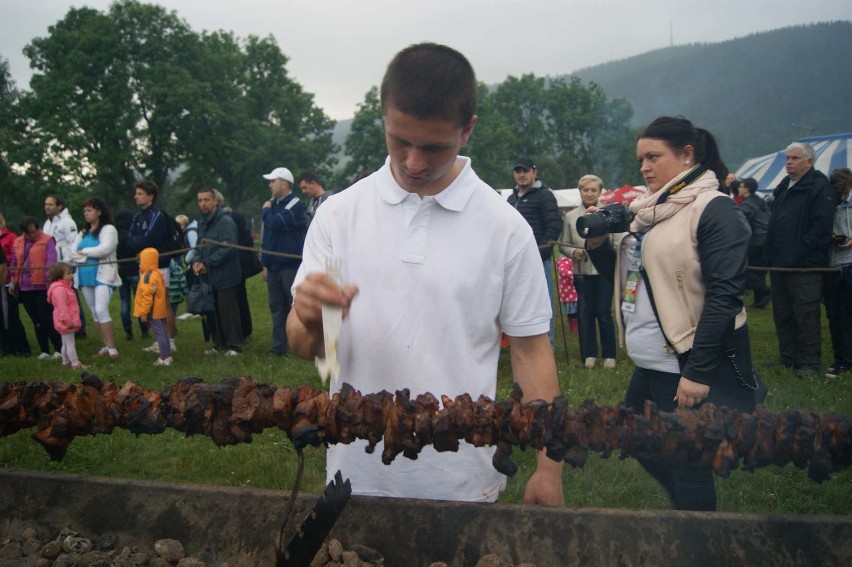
[47,262,85,370]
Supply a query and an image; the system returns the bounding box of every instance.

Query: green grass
[1,279,850,515]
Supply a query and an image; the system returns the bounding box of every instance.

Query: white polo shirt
[295,156,551,501]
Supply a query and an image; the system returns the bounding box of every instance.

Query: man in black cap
[507,158,563,344]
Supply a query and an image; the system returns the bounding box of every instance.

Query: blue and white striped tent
[735,132,852,193]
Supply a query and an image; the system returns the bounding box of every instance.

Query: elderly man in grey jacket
[192,188,244,356]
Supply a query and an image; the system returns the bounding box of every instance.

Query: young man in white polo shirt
[287,43,563,505]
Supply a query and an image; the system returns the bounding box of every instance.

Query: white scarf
[629,167,720,233]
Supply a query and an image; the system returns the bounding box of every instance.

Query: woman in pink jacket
[47,262,85,370]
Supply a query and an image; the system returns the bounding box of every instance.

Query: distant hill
[331,22,852,172]
[569,21,852,169]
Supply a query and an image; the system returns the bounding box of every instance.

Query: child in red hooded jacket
[134,247,172,366]
[47,262,86,370]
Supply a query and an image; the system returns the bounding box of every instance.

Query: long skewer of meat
[1,375,849,481]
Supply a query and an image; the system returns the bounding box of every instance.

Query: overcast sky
[1,0,850,120]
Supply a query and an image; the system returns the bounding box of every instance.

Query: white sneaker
[169,339,177,352]
[224,350,239,357]
[584,357,597,369]
[51,352,63,360]
[204,348,219,356]
[36,352,51,361]
[603,358,617,369]
[154,356,173,366]
[142,341,160,353]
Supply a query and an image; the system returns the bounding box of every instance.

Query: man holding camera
[508,158,563,345]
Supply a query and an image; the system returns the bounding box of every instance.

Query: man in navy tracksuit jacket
[261,167,306,356]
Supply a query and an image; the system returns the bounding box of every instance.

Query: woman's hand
[674,376,710,408]
[580,205,609,249]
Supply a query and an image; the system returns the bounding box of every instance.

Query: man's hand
[192,261,207,276]
[287,272,359,360]
[292,272,359,330]
[262,199,272,210]
[262,266,268,282]
[835,233,852,250]
[509,334,564,507]
[674,376,710,408]
[523,456,564,506]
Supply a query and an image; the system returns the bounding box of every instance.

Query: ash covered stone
[154,538,186,562]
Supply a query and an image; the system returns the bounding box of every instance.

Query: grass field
[1,275,850,515]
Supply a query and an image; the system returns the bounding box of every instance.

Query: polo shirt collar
[377,156,475,212]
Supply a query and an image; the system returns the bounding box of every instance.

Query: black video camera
[576,204,631,238]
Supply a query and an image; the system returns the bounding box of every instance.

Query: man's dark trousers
[770,271,823,369]
[267,267,298,355]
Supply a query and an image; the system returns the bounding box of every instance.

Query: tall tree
[339,86,386,186]
[466,74,635,189]
[22,1,198,207]
[461,83,515,188]
[177,32,336,212]
[0,56,22,218]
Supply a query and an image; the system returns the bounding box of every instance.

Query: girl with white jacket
[70,196,122,358]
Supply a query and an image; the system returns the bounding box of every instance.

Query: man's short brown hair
[380,43,476,128]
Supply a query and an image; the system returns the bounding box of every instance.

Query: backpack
[182,225,198,250]
[156,210,184,254]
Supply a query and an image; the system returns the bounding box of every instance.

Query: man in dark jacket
[192,188,244,356]
[739,178,771,308]
[115,209,148,341]
[127,180,176,353]
[507,157,562,344]
[261,167,307,356]
[763,142,836,377]
[298,171,332,229]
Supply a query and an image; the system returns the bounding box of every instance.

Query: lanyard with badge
[621,232,644,313]
[619,165,706,314]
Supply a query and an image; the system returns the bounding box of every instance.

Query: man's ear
[460,115,478,147]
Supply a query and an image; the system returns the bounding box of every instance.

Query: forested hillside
[571,21,852,168]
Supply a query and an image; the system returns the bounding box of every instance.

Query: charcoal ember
[39,540,64,560]
[94,534,117,551]
[0,541,22,559]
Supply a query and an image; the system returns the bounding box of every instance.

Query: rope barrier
[6,238,303,273]
[7,238,842,273]
[540,240,841,273]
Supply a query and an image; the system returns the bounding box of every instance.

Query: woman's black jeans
[624,366,717,511]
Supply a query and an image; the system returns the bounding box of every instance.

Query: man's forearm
[285,309,323,360]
